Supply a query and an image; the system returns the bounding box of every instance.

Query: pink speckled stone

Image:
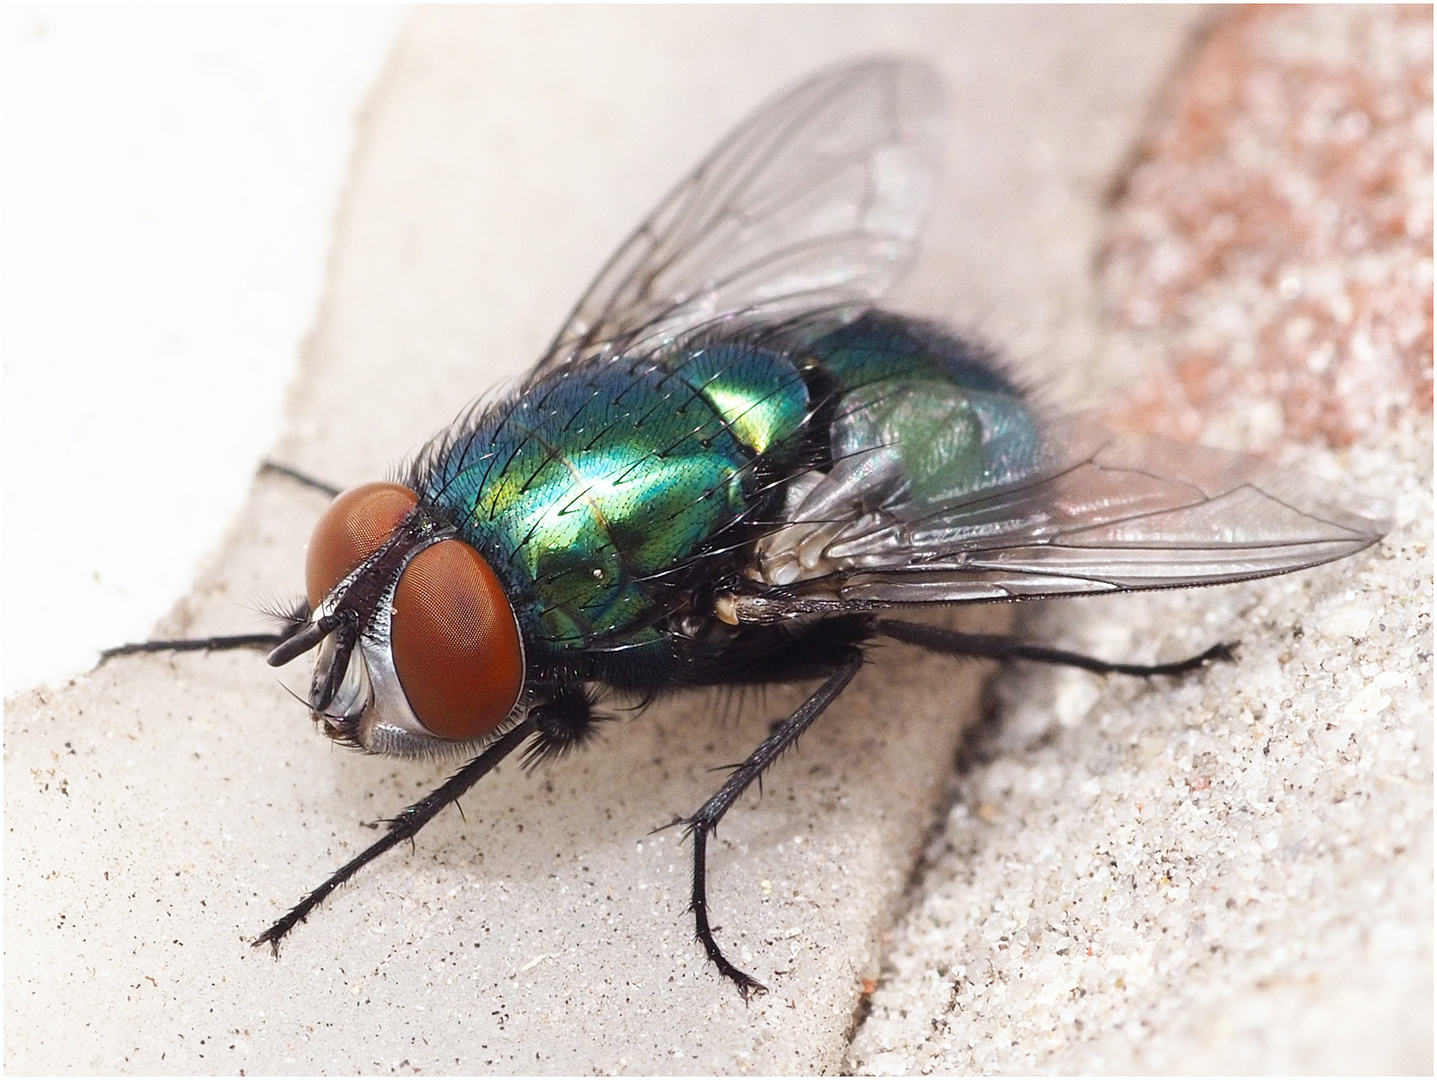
[1102,5,1433,451]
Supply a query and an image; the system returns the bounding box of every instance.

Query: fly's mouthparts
[267,613,343,668]
[310,628,360,715]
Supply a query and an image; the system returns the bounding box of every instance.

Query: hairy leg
[259,459,342,498]
[681,649,865,999]
[255,717,538,953]
[873,618,1234,676]
[96,461,337,665]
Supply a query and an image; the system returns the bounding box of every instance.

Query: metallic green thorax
[413,315,1039,657]
[416,345,810,652]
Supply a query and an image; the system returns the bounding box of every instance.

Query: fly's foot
[731,969,769,1003]
[253,934,282,959]
[252,913,302,958]
[1160,640,1239,675]
[693,911,769,1002]
[1205,641,1239,664]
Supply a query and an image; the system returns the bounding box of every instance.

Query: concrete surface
[15,6,1420,1075]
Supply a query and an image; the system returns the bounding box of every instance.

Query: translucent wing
[732,417,1392,620]
[535,58,947,374]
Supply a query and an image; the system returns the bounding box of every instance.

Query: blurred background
[5,6,408,694]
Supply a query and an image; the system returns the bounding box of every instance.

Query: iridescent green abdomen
[749,314,1046,590]
[810,313,1042,507]
[416,347,808,652]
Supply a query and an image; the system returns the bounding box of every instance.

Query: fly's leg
[259,459,342,498]
[255,717,537,953]
[683,649,865,1000]
[97,599,311,666]
[97,464,337,665]
[872,619,1234,676]
[99,633,292,662]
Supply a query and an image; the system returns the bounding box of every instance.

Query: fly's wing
[534,58,947,375]
[734,417,1393,619]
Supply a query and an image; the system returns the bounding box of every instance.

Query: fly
[103,57,1391,1000]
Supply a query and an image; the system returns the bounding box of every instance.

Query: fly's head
[268,483,526,758]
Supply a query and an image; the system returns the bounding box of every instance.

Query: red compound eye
[304,482,522,741]
[391,539,524,741]
[305,483,419,608]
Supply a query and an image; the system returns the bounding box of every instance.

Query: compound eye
[391,539,524,741]
[306,483,419,607]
